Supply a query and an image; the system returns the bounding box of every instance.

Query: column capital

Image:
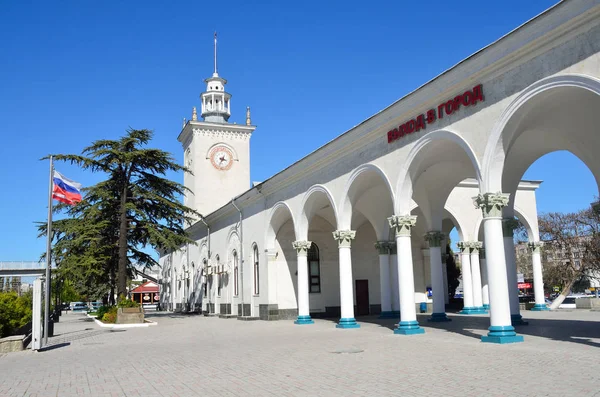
[502,218,520,238]
[292,240,312,256]
[473,192,510,219]
[470,242,483,253]
[332,230,356,248]
[457,241,471,253]
[265,249,278,262]
[374,241,392,255]
[388,215,417,237]
[528,241,544,253]
[424,231,445,247]
[389,241,397,255]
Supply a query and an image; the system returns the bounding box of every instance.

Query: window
[216,255,221,297]
[203,259,208,298]
[308,244,321,293]
[233,250,239,296]
[253,245,259,295]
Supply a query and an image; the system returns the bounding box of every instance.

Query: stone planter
[116,307,144,324]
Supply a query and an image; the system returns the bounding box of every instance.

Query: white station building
[159,0,600,343]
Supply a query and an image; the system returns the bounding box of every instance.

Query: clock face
[209,146,234,171]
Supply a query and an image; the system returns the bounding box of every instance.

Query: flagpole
[44,155,54,347]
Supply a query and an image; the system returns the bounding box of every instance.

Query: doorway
[355,279,370,316]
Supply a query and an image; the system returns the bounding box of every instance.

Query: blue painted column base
[378,311,397,319]
[481,325,524,344]
[336,317,360,329]
[428,312,451,322]
[394,320,425,335]
[511,314,529,326]
[471,306,488,314]
[530,304,550,311]
[459,306,478,314]
[483,304,490,310]
[294,315,314,325]
[391,310,400,317]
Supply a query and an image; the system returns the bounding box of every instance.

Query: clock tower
[178,33,256,217]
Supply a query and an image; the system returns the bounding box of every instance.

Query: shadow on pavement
[39,342,70,352]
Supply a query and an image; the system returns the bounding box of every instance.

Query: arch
[395,129,483,215]
[514,206,537,242]
[338,163,396,237]
[265,201,297,250]
[443,206,468,242]
[483,74,600,193]
[297,184,339,240]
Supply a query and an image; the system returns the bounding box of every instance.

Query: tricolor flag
[52,170,82,205]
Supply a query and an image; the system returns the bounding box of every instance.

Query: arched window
[233,250,239,296]
[203,258,208,298]
[253,244,259,295]
[216,255,221,297]
[308,244,321,293]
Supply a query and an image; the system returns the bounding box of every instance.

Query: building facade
[159,0,600,343]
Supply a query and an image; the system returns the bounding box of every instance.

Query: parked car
[89,301,102,311]
[558,296,577,309]
[72,302,88,312]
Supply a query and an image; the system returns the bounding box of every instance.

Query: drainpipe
[231,198,244,316]
[199,215,211,313]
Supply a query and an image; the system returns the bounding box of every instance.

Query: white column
[333,230,359,328]
[32,278,42,350]
[474,193,523,343]
[457,242,475,313]
[292,241,314,324]
[442,246,449,305]
[503,219,527,325]
[470,242,486,312]
[266,249,278,305]
[528,242,549,310]
[390,244,400,313]
[375,241,394,318]
[480,248,490,309]
[425,231,450,321]
[388,215,424,335]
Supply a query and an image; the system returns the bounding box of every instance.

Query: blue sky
[1,0,596,261]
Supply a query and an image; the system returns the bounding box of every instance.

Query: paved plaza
[0,309,599,396]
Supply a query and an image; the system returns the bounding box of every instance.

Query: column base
[336,317,360,329]
[483,304,490,310]
[511,314,529,326]
[294,315,314,325]
[481,325,524,344]
[428,312,451,322]
[391,310,400,316]
[378,311,397,319]
[394,320,425,335]
[459,306,480,314]
[530,304,550,311]
[471,306,488,314]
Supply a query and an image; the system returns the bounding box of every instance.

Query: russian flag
[52,171,82,205]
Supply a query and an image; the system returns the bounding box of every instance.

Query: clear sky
[1,0,596,261]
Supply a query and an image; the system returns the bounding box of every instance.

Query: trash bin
[46,320,54,338]
[419,302,427,313]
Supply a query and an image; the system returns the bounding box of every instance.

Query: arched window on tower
[308,244,321,293]
[253,244,259,295]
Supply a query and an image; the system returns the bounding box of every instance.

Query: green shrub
[0,292,33,338]
[101,311,117,323]
[96,305,111,320]
[117,297,139,308]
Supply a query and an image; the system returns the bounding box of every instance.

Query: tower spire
[214,31,218,75]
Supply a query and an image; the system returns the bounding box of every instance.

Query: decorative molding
[528,241,544,253]
[388,215,417,237]
[502,218,520,238]
[332,230,356,248]
[265,249,278,262]
[473,192,510,219]
[470,242,483,253]
[389,241,397,255]
[457,242,470,253]
[292,241,312,256]
[193,128,251,141]
[424,231,445,248]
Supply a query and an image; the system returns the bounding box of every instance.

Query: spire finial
[182,117,187,128]
[192,106,198,121]
[246,106,251,126]
[213,31,218,75]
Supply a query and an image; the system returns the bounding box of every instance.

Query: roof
[130,281,159,294]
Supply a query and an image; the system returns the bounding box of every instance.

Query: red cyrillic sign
[387,84,485,144]
[517,283,532,289]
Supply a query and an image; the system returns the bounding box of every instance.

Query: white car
[558,296,579,309]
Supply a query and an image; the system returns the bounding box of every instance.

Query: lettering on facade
[387,84,484,144]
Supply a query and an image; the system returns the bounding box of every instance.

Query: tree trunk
[117,183,129,300]
[109,265,116,306]
[549,277,577,310]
